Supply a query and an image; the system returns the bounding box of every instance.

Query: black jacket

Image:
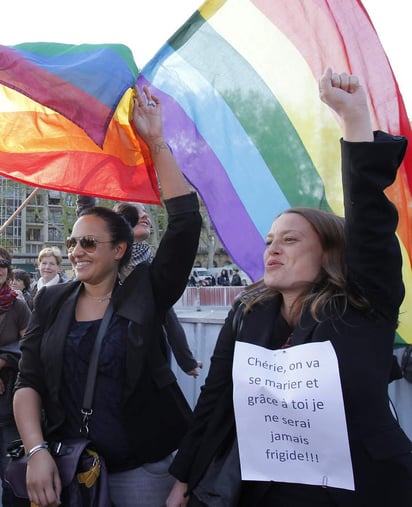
[16,192,202,466]
[170,135,412,506]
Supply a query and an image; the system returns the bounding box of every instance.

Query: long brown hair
[240,207,370,322]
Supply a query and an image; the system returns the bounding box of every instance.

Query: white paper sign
[233,340,354,490]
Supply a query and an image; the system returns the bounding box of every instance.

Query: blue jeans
[109,455,175,507]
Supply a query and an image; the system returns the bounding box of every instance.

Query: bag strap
[80,301,114,437]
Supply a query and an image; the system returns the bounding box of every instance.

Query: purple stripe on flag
[138,75,265,281]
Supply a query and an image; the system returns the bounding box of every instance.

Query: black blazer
[16,192,202,467]
[170,135,412,506]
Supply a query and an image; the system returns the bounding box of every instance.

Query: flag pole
[0,187,41,234]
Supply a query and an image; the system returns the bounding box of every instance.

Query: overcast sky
[2,0,411,115]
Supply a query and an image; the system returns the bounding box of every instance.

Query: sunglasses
[0,259,10,268]
[66,236,113,253]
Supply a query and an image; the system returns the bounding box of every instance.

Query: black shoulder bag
[0,340,21,427]
[5,303,114,506]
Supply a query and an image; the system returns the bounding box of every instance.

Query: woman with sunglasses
[13,86,202,507]
[0,248,31,507]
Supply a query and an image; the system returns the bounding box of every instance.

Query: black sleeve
[150,192,202,315]
[164,308,197,372]
[341,131,407,320]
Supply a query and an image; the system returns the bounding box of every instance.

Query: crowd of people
[188,268,246,287]
[0,69,410,507]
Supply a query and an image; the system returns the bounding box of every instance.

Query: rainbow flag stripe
[139,0,412,344]
[0,43,160,203]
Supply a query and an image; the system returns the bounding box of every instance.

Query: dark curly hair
[12,269,31,291]
[112,202,140,228]
[78,206,134,269]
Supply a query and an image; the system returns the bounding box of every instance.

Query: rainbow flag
[0,43,160,203]
[139,0,412,345]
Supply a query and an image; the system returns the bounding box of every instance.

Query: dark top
[0,298,31,347]
[16,192,202,469]
[59,317,136,472]
[164,308,198,373]
[30,274,65,302]
[22,289,33,310]
[170,135,412,506]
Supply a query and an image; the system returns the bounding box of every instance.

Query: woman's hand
[319,68,373,142]
[26,450,62,507]
[132,85,163,145]
[132,85,192,198]
[319,68,366,114]
[187,361,203,378]
[166,480,190,507]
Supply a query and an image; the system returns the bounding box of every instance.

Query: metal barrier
[172,287,245,408]
[176,286,245,308]
[171,308,227,408]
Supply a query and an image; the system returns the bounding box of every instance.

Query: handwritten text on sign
[233,340,354,490]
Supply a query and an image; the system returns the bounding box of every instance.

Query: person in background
[166,69,412,507]
[207,274,216,286]
[28,274,36,293]
[217,268,230,286]
[30,246,64,301]
[0,248,31,507]
[76,195,96,216]
[13,85,202,507]
[11,269,33,309]
[187,274,197,287]
[230,268,242,286]
[112,201,203,378]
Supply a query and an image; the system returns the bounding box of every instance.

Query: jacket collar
[112,265,155,324]
[44,283,82,399]
[240,296,318,348]
[239,297,281,348]
[290,310,318,346]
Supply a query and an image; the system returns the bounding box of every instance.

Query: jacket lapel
[239,298,281,348]
[290,311,319,346]
[112,266,158,400]
[44,284,81,401]
[240,297,319,348]
[112,265,154,324]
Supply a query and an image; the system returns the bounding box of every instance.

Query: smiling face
[68,215,126,286]
[133,204,152,242]
[39,255,59,283]
[11,277,25,292]
[263,212,324,298]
